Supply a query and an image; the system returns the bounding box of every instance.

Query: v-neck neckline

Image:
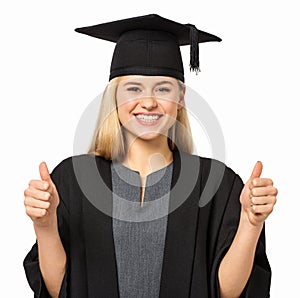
[111,158,174,206]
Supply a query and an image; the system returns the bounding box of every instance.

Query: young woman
[23,14,277,298]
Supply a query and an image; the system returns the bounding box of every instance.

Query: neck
[122,133,173,177]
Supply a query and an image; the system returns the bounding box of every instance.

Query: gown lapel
[82,150,201,298]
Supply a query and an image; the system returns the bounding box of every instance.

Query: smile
[134,114,163,126]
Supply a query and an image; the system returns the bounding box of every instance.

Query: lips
[134,113,163,125]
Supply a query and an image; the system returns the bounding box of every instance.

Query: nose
[139,95,158,110]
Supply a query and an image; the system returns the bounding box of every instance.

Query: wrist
[239,209,264,233]
[34,225,61,245]
[33,214,58,234]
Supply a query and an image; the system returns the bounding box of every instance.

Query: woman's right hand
[24,162,60,228]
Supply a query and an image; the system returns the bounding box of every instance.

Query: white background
[1,0,299,297]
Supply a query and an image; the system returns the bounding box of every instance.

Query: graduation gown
[23,149,271,297]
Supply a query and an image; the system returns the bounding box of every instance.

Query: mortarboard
[75,14,221,82]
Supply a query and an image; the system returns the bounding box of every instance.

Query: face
[116,75,185,141]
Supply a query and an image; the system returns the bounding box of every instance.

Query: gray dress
[111,161,173,298]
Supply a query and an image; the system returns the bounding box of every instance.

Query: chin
[136,131,164,141]
[123,125,170,142]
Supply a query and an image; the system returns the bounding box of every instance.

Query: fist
[240,161,278,227]
[24,162,60,228]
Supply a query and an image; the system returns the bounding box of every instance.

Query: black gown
[23,149,271,297]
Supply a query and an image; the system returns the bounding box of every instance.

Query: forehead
[118,75,177,85]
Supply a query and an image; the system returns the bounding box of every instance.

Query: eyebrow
[156,81,175,86]
[123,82,143,86]
[123,80,175,87]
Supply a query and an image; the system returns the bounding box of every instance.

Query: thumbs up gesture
[240,161,278,227]
[24,162,60,228]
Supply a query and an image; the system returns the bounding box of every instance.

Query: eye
[156,87,171,93]
[127,86,141,92]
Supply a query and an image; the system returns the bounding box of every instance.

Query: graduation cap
[75,14,221,82]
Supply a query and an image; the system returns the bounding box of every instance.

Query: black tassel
[187,24,200,73]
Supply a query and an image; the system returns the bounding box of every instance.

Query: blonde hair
[88,77,194,160]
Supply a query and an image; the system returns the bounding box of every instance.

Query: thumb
[249,161,263,180]
[39,161,51,182]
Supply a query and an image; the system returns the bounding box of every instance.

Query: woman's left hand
[240,161,278,227]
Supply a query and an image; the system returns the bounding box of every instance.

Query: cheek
[160,91,181,115]
[116,100,135,124]
[164,102,179,119]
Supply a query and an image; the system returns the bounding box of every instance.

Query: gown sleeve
[23,160,70,298]
[211,172,271,298]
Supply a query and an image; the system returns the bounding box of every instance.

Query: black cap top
[75,14,221,82]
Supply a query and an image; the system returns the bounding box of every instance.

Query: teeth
[136,114,160,122]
